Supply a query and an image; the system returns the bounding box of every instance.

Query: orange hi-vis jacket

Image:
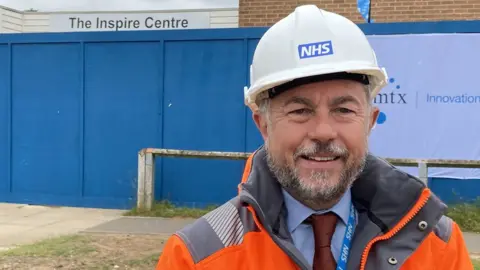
[157,147,473,270]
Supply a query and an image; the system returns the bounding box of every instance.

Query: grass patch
[446,199,480,233]
[126,253,160,267]
[124,200,217,218]
[473,259,480,270]
[94,253,160,269]
[0,234,95,257]
[0,233,167,269]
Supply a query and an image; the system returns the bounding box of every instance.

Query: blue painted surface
[429,178,480,204]
[0,20,477,209]
[12,44,82,197]
[0,45,9,194]
[160,40,247,207]
[245,39,263,152]
[83,42,161,204]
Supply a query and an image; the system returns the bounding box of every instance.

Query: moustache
[293,141,348,160]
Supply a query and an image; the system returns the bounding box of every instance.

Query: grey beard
[265,142,367,209]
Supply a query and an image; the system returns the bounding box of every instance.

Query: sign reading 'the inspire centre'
[49,12,211,32]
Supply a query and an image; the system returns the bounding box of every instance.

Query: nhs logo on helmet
[298,41,334,59]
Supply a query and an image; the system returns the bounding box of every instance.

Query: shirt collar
[282,188,352,233]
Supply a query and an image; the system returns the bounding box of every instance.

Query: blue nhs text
[298,41,333,59]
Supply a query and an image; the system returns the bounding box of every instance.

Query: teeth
[308,156,336,161]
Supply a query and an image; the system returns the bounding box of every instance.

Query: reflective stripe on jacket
[156,147,474,270]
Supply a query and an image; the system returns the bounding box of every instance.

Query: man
[157,5,473,270]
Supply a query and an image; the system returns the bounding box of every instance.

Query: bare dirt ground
[0,233,168,270]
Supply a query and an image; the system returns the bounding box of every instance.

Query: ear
[252,111,269,141]
[368,106,380,134]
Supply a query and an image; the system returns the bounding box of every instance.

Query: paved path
[0,203,124,250]
[82,216,195,236]
[1,203,480,255]
[83,216,480,254]
[465,232,480,255]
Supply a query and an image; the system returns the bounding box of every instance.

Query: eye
[288,108,312,115]
[334,107,355,114]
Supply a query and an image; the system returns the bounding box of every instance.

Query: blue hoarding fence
[0,20,479,209]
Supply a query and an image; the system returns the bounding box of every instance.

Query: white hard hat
[244,5,388,111]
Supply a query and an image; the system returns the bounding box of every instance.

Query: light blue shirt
[281,188,355,266]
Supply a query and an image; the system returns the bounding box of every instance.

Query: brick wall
[239,0,480,26]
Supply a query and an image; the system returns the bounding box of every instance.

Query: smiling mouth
[301,155,341,162]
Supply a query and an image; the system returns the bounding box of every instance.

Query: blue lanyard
[336,202,357,270]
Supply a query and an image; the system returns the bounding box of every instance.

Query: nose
[307,111,338,142]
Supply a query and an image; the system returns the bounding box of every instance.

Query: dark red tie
[310,212,338,270]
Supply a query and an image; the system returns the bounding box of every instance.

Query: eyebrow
[283,96,315,108]
[329,95,361,107]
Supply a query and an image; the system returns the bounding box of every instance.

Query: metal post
[418,161,428,186]
[137,150,146,210]
[144,151,155,211]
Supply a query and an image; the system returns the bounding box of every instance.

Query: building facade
[239,0,480,26]
[3,1,480,33]
[0,5,238,33]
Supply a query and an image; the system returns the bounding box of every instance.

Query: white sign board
[49,12,211,32]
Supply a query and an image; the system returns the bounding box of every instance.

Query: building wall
[210,9,239,28]
[239,0,480,26]
[23,13,49,32]
[0,5,239,33]
[0,7,23,32]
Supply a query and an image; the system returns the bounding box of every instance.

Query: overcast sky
[0,0,238,11]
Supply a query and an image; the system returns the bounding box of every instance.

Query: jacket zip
[359,188,431,270]
[241,193,311,270]
[239,154,310,269]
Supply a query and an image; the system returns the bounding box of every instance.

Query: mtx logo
[298,41,333,59]
[375,77,408,125]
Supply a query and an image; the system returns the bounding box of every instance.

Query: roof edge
[0,5,238,15]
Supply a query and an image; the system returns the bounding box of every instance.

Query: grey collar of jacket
[238,146,447,270]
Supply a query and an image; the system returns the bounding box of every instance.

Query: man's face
[253,79,379,209]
